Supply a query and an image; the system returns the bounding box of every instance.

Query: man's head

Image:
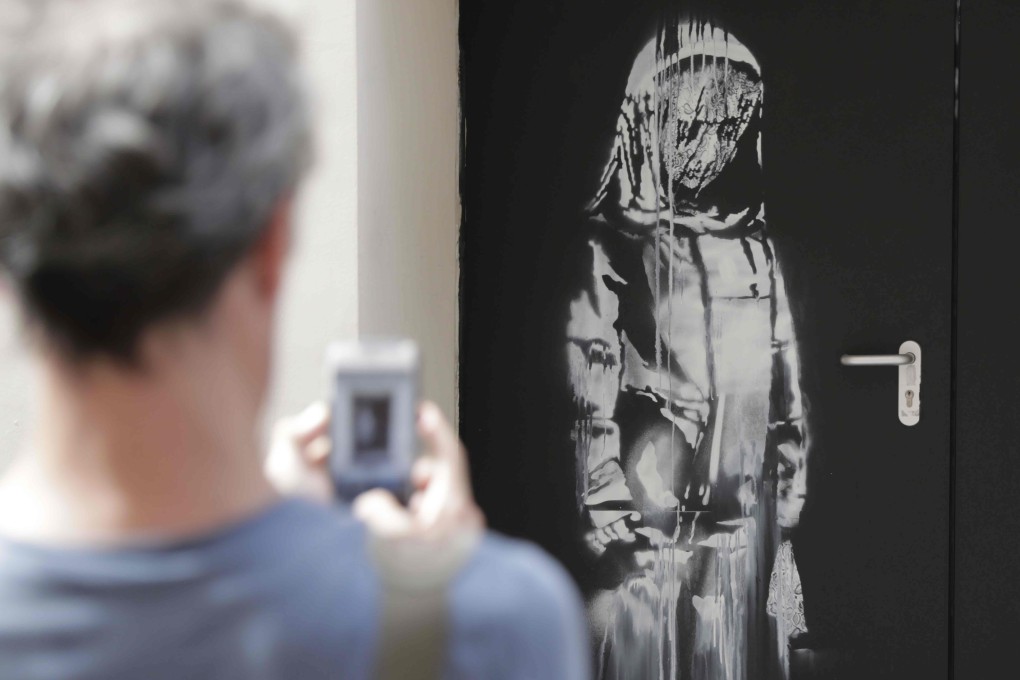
[0,0,310,392]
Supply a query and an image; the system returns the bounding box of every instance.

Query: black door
[458,2,955,678]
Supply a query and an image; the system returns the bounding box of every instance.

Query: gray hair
[0,0,312,361]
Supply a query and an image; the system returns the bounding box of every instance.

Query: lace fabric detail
[767,540,808,637]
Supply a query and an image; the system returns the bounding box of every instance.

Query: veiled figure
[566,16,809,680]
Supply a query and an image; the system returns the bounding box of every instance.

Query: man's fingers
[418,402,462,468]
[265,402,336,504]
[411,457,436,490]
[417,401,475,511]
[408,490,425,515]
[353,489,413,538]
[303,435,331,465]
[292,401,329,447]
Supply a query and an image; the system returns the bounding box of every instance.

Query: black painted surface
[459,2,955,676]
[955,1,1020,676]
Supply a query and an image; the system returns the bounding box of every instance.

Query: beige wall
[259,0,360,426]
[0,300,32,466]
[0,0,459,466]
[356,0,460,420]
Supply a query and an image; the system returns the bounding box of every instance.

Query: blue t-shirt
[0,499,590,679]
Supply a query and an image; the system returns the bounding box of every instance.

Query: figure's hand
[353,402,485,540]
[777,440,807,530]
[264,401,334,504]
[586,512,641,556]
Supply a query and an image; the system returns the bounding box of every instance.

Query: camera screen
[353,395,391,464]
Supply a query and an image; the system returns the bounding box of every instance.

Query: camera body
[327,339,420,503]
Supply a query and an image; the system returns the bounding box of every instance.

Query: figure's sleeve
[769,257,810,531]
[566,238,634,543]
[769,259,806,444]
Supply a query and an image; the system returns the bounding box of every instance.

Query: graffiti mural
[565,16,809,680]
[461,0,957,676]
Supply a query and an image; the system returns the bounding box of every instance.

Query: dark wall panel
[956,0,1020,674]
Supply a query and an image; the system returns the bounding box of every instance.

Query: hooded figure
[566,17,809,680]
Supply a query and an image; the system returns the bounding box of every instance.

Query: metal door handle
[840,353,916,366]
[840,341,921,426]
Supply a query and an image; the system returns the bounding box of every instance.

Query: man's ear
[251,194,294,301]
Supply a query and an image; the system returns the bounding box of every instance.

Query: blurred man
[0,1,589,678]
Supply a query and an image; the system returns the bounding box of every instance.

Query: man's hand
[353,402,484,539]
[264,401,334,504]
[264,401,485,539]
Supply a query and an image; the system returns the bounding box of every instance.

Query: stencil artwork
[566,16,809,680]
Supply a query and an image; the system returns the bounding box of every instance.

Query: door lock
[840,340,921,426]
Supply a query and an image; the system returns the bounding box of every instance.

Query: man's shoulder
[0,498,370,588]
[248,499,376,585]
[446,532,590,678]
[463,533,578,605]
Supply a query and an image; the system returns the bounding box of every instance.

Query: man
[0,1,589,678]
[565,16,808,680]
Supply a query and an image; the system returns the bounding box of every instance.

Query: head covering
[588,18,765,234]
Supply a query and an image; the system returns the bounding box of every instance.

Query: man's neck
[0,342,277,547]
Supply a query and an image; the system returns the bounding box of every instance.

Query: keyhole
[905,390,915,408]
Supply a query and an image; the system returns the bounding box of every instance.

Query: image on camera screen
[353,395,391,465]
